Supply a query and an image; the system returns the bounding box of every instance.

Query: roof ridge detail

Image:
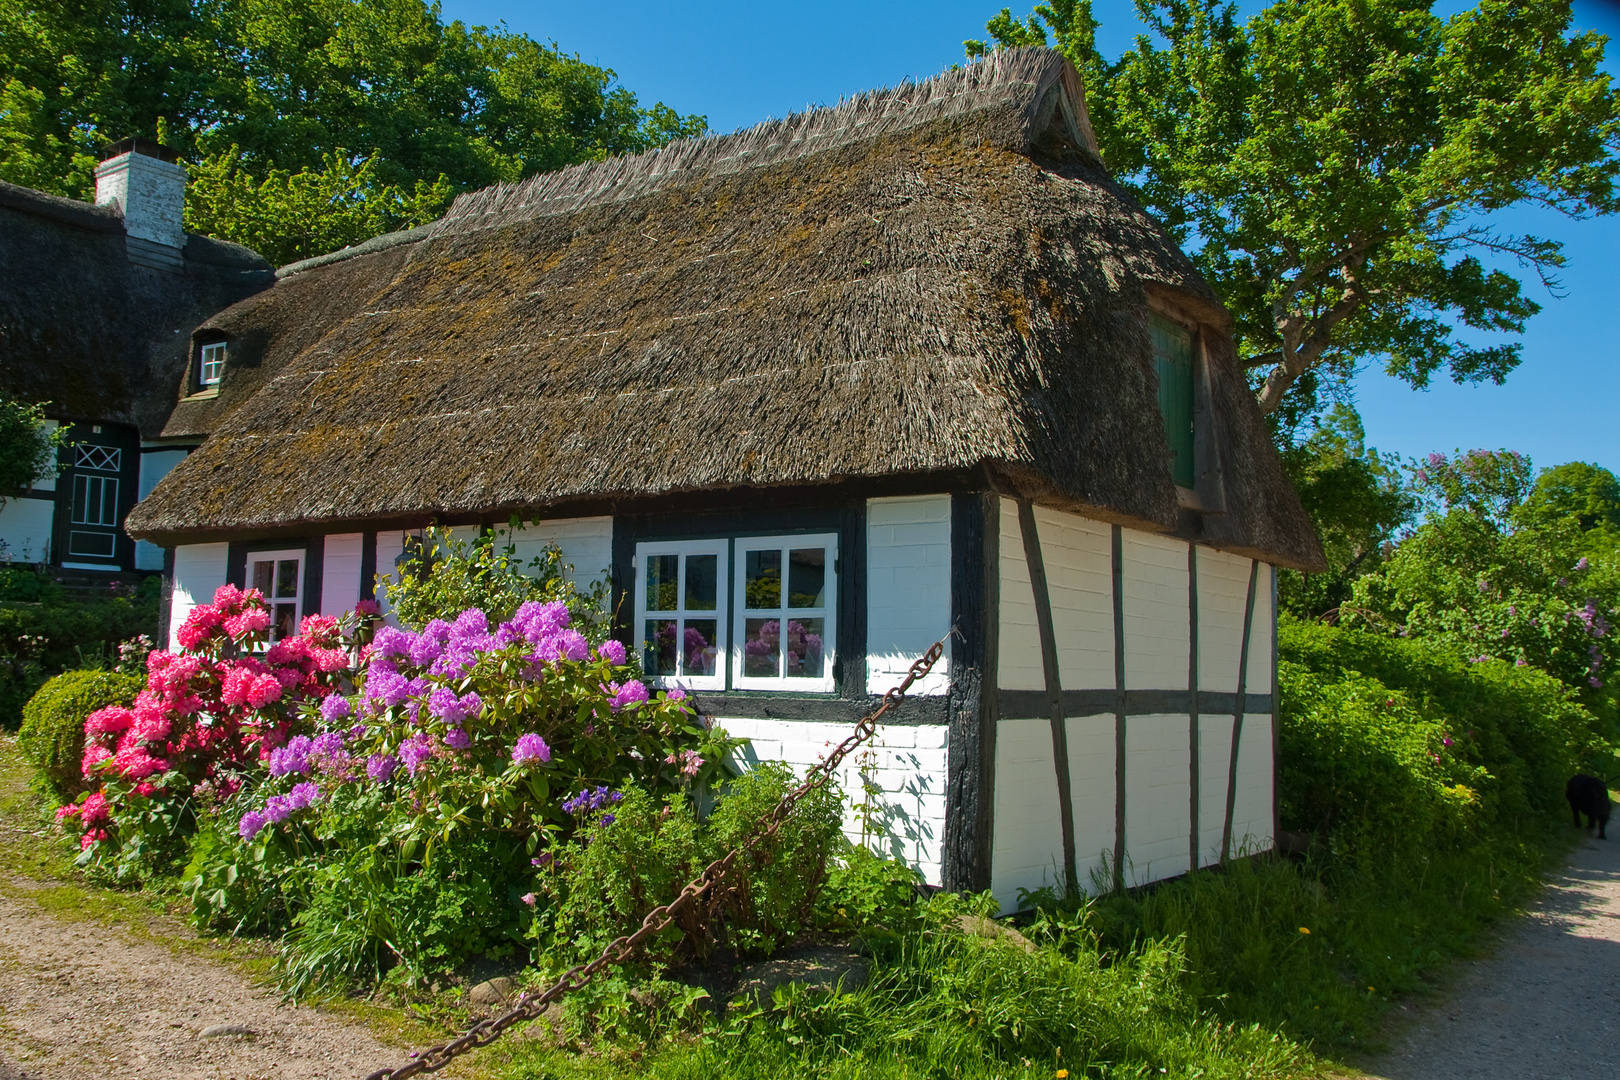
[436,47,1094,237]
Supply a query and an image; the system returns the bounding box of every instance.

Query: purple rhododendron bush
[48,529,750,994]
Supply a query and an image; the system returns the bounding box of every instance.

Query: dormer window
[199,341,226,387]
[1150,312,1195,489]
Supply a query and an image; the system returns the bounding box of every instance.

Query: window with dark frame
[633,532,838,693]
[1151,312,1196,489]
[250,550,303,641]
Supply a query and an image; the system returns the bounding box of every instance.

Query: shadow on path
[1362,834,1620,1080]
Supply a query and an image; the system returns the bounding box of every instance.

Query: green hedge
[19,668,146,801]
[0,594,158,729]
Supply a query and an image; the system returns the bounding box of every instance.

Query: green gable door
[1151,314,1195,489]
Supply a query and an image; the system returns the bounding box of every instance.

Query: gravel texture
[1361,835,1620,1080]
[0,880,422,1079]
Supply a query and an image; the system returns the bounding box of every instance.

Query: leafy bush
[0,591,158,728]
[18,668,145,800]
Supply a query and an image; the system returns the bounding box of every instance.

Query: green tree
[1516,461,1620,541]
[185,149,453,265]
[0,0,706,257]
[0,396,65,508]
[1277,405,1413,617]
[968,0,1620,423]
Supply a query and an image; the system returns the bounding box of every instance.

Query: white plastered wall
[0,499,54,565]
[722,717,948,886]
[320,533,365,615]
[135,448,189,570]
[169,543,229,649]
[866,495,951,695]
[508,517,613,590]
[988,494,1276,906]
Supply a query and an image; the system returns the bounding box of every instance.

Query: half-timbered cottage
[126,48,1324,908]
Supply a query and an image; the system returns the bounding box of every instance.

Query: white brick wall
[1122,533,1190,691]
[374,531,407,624]
[866,495,952,695]
[1193,712,1274,866]
[1034,506,1115,691]
[1124,713,1191,886]
[169,543,228,649]
[997,498,1044,691]
[320,533,365,615]
[1065,713,1117,893]
[1196,548,1253,693]
[719,716,948,886]
[1247,566,1276,695]
[508,516,613,590]
[991,716,1065,909]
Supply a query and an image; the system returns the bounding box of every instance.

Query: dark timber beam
[1220,559,1261,863]
[1016,498,1077,896]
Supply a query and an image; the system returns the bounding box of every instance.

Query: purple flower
[1591,677,1604,689]
[366,753,398,782]
[238,810,267,840]
[453,608,489,638]
[365,670,411,707]
[268,736,312,777]
[610,679,650,710]
[371,626,418,661]
[1577,557,1590,571]
[512,733,551,764]
[428,687,483,724]
[399,733,435,776]
[599,813,616,827]
[597,639,627,666]
[410,620,451,667]
[311,732,345,757]
[562,786,623,816]
[501,601,571,647]
[263,795,292,824]
[667,688,687,701]
[444,726,471,750]
[287,782,321,810]
[321,694,353,722]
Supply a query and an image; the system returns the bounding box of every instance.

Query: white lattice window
[74,444,121,472]
[199,341,226,386]
[631,533,838,693]
[250,550,303,641]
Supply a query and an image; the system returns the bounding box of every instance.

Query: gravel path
[0,878,427,1080]
[1361,834,1620,1080]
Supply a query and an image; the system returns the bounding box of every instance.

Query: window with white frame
[199,341,226,387]
[632,532,838,693]
[249,550,303,641]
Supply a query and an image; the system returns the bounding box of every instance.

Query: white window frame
[731,533,838,693]
[199,341,226,387]
[248,548,304,642]
[632,539,730,692]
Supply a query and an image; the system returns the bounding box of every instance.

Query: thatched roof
[0,180,273,438]
[127,48,1324,571]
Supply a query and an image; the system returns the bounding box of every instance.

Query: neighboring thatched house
[127,49,1323,906]
[0,140,273,573]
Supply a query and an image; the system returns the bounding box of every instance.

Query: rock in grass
[728,944,870,1011]
[955,914,1037,953]
[468,977,516,1005]
[199,1024,255,1039]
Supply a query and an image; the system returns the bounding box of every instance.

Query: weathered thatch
[0,180,273,437]
[127,48,1323,571]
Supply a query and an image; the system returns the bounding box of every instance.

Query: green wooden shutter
[1151,313,1195,488]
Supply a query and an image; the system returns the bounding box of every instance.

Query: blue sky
[440,0,1620,474]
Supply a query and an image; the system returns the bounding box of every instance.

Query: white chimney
[95,139,187,266]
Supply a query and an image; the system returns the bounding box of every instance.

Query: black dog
[1566,774,1611,839]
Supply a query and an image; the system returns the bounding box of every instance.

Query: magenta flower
[239,810,267,840]
[366,753,398,782]
[610,680,650,710]
[321,694,353,722]
[512,733,551,764]
[597,639,627,666]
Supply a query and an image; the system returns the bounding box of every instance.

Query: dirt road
[0,877,422,1080]
[1361,835,1620,1080]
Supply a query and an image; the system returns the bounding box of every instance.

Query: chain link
[362,638,946,1079]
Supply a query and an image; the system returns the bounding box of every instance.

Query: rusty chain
[362,637,947,1080]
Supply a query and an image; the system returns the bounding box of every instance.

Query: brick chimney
[95,138,187,271]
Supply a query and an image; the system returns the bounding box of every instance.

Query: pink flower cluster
[63,585,355,850]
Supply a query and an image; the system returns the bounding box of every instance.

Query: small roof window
[199,340,226,387]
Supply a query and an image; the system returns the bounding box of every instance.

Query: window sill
[182,387,221,402]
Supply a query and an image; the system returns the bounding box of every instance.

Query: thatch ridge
[437,47,1097,236]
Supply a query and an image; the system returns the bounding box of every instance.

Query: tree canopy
[1,0,706,263]
[968,0,1620,427]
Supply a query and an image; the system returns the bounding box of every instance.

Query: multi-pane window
[637,540,728,691]
[250,551,303,641]
[633,533,838,693]
[1151,313,1195,489]
[199,341,226,387]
